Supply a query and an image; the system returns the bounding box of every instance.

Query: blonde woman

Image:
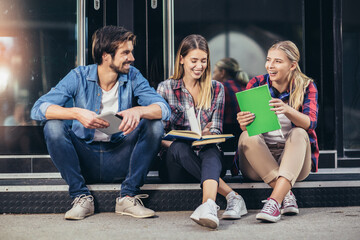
[236,40,319,223]
[157,35,247,229]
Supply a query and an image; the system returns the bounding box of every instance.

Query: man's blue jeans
[43,119,163,199]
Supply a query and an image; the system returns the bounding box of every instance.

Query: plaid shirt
[222,80,246,125]
[232,74,319,174]
[157,79,225,134]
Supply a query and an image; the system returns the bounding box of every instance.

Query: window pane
[174,0,303,79]
[0,0,77,127]
[342,0,360,149]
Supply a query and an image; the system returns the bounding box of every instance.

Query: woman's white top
[262,113,292,144]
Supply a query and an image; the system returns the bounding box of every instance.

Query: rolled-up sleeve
[133,70,171,121]
[152,101,171,121]
[156,82,172,131]
[31,102,53,121]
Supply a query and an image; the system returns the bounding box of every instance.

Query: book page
[192,138,226,146]
[186,107,201,136]
[201,134,234,139]
[164,130,201,140]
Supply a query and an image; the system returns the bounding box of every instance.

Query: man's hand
[75,108,109,129]
[237,111,255,131]
[117,107,142,135]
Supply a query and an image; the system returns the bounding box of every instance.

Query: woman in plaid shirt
[157,35,247,229]
[237,40,319,223]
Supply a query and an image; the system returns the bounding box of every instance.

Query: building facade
[0,0,359,172]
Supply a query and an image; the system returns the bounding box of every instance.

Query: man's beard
[110,61,132,74]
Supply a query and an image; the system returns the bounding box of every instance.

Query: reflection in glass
[342,0,360,149]
[0,0,77,127]
[0,0,77,154]
[173,0,303,79]
[208,31,266,78]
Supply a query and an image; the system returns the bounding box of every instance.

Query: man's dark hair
[92,25,136,65]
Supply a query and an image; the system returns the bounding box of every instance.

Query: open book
[163,107,234,146]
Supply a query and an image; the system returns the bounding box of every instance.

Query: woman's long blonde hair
[171,34,212,110]
[270,41,313,110]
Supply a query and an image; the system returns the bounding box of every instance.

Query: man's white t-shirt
[93,81,119,142]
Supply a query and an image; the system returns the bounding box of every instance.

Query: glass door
[0,0,77,154]
[342,0,360,158]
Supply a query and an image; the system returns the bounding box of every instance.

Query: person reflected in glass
[213,58,249,152]
[157,35,247,229]
[4,103,28,126]
[236,40,319,223]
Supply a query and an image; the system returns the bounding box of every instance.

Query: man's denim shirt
[31,64,171,143]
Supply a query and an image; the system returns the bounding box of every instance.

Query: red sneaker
[281,191,299,215]
[256,198,281,223]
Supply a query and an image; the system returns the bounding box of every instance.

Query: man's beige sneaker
[115,194,155,218]
[64,194,94,220]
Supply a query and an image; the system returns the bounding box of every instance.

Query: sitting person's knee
[289,127,308,140]
[168,141,189,155]
[142,119,164,138]
[43,120,68,140]
[239,131,262,148]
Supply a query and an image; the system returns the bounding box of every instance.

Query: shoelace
[71,194,93,206]
[283,193,296,207]
[261,199,278,214]
[131,194,149,207]
[209,202,220,217]
[225,195,241,211]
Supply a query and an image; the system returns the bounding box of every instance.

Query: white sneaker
[222,191,248,219]
[64,194,94,220]
[190,199,220,229]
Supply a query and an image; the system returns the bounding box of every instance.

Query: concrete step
[0,150,346,174]
[1,169,360,214]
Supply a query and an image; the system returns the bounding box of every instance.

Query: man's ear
[102,52,110,62]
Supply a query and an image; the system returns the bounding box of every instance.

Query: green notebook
[236,85,281,136]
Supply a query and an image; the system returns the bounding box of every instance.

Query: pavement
[1,207,359,240]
